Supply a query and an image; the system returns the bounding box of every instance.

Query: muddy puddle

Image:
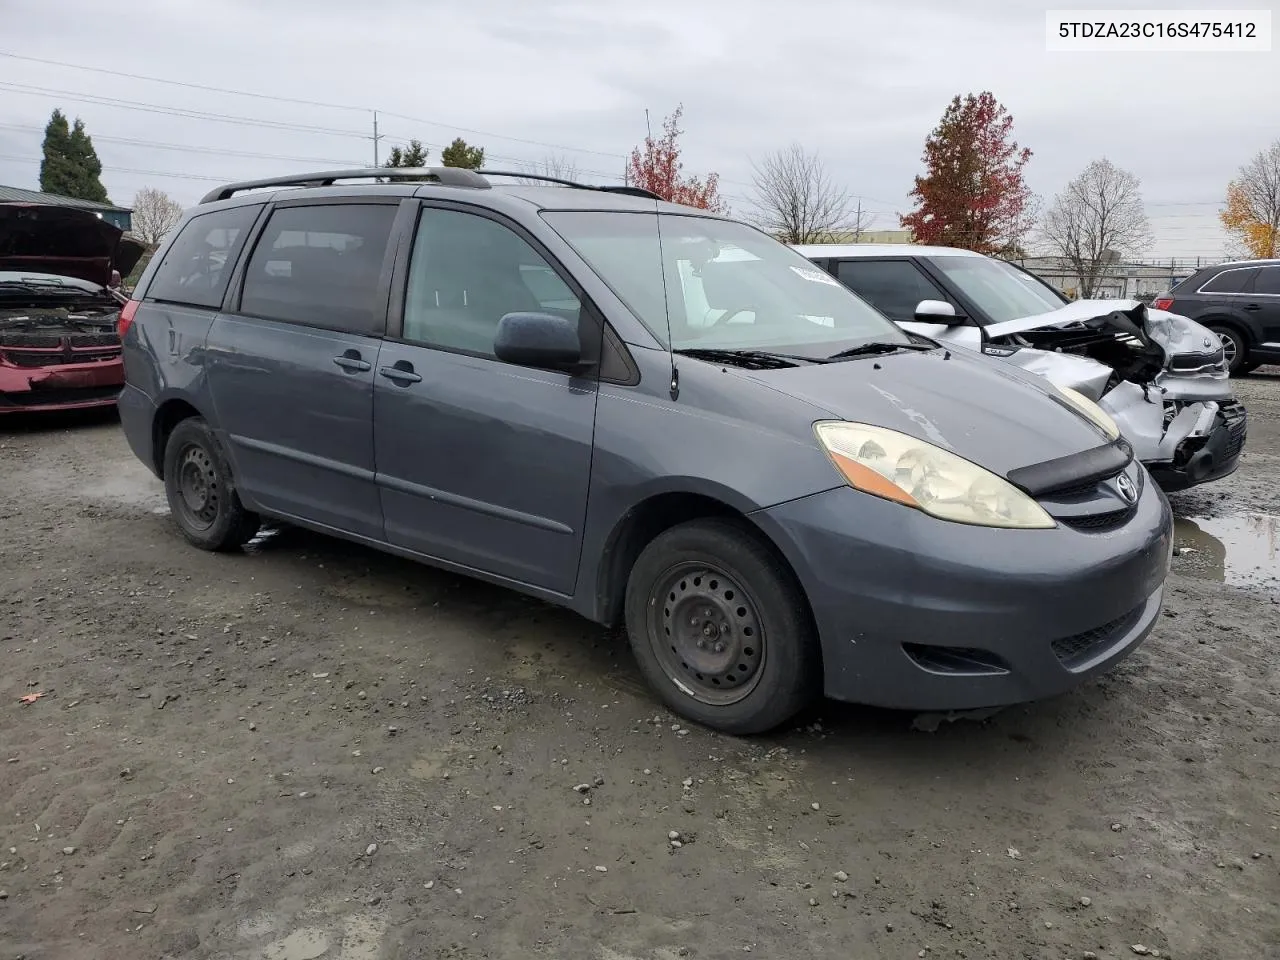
[1173,512,1280,590]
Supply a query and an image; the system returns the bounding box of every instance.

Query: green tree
[381,139,431,181]
[441,137,484,169]
[39,109,109,203]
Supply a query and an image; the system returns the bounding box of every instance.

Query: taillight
[117,299,140,339]
[1152,296,1174,311]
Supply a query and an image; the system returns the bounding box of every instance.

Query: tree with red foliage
[627,105,727,212]
[900,92,1034,256]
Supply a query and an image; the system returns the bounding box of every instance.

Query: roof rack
[197,166,665,205]
[477,170,663,201]
[198,166,491,204]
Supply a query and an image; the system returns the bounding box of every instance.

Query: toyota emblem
[1116,474,1137,504]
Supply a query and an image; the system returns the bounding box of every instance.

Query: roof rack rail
[198,166,491,204]
[477,170,664,201]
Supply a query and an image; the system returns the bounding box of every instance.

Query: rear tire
[1208,325,1248,375]
[623,518,820,735]
[162,417,259,552]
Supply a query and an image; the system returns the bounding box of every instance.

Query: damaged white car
[796,244,1247,492]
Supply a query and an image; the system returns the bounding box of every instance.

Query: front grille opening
[1050,604,1145,669]
[903,643,1010,676]
[1061,505,1137,533]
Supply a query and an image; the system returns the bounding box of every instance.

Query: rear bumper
[0,358,124,413]
[751,475,1173,712]
[116,383,160,475]
[1147,400,1247,493]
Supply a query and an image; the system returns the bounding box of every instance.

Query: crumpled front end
[980,300,1245,490]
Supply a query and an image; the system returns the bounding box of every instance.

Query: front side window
[834,259,948,321]
[542,211,903,356]
[1200,267,1259,294]
[402,208,582,357]
[239,203,397,333]
[926,255,1066,325]
[145,205,261,308]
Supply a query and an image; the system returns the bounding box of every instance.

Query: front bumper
[1147,399,1247,493]
[0,357,125,413]
[752,474,1172,712]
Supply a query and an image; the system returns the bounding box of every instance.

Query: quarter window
[145,205,261,308]
[239,204,398,333]
[402,208,581,357]
[1252,265,1280,295]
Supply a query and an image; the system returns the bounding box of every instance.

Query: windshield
[928,255,1066,325]
[542,211,906,356]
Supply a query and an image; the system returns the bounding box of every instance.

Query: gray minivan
[116,168,1173,734]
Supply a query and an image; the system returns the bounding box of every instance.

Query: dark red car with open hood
[0,202,146,413]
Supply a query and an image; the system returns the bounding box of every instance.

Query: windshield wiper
[674,347,821,369]
[826,341,935,360]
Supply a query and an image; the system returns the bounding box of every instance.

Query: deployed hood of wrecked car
[985,297,1220,355]
[744,347,1116,476]
[0,203,137,287]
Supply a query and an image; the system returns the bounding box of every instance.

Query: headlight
[814,421,1056,529]
[1053,385,1121,440]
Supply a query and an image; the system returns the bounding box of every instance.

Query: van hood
[0,203,145,287]
[746,347,1115,476]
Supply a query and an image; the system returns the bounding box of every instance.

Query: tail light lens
[117,299,140,339]
[1152,296,1174,311]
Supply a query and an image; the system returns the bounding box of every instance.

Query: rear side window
[145,205,261,308]
[1199,267,1258,294]
[834,259,946,321]
[1253,265,1280,295]
[239,203,398,334]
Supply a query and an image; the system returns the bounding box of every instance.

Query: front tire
[162,417,259,551]
[623,519,820,735]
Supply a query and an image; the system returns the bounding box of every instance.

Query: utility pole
[853,199,863,243]
[371,111,383,167]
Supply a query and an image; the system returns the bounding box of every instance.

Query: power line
[0,154,230,183]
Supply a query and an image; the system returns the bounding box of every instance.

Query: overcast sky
[1,0,1274,261]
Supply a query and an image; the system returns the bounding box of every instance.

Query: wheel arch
[151,396,208,479]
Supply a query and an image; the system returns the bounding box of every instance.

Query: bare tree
[131,187,185,246]
[1038,158,1151,298]
[514,154,582,185]
[749,144,869,244]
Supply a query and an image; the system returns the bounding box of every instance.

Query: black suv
[1153,260,1280,374]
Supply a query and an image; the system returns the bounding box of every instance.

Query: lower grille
[0,385,122,408]
[5,349,121,368]
[1051,604,1145,668]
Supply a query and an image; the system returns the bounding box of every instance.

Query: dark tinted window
[1200,267,1258,294]
[1252,265,1280,295]
[239,204,398,333]
[145,205,261,308]
[403,208,581,357]
[834,259,946,320]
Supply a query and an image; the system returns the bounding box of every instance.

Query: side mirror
[914,299,964,325]
[493,311,582,370]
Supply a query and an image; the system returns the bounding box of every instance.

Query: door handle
[379,364,422,385]
[1243,303,1261,311]
[333,351,371,373]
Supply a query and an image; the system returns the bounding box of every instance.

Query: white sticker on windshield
[790,265,841,286]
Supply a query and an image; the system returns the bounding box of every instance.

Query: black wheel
[162,417,259,551]
[1209,325,1248,375]
[623,519,820,735]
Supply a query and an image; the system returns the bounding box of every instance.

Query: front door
[373,204,600,595]
[205,200,402,539]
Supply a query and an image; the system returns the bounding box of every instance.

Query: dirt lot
[2,374,1277,960]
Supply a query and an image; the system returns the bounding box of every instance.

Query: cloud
[1,0,1273,258]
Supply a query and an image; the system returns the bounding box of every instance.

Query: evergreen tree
[39,110,110,203]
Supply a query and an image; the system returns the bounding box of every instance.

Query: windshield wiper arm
[826,341,934,359]
[674,348,822,369]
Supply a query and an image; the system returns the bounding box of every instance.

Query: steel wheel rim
[648,561,766,706]
[176,442,220,530]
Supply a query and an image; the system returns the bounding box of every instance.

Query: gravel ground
[2,373,1277,960]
